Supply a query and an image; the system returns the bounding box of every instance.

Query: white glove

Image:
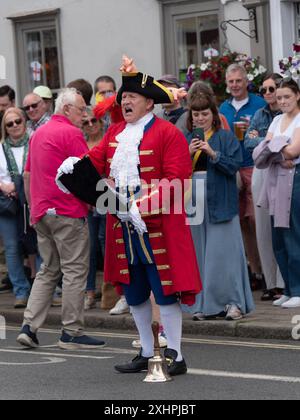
[117,211,131,223]
[55,157,81,194]
[58,157,81,175]
[129,200,147,235]
[117,201,147,235]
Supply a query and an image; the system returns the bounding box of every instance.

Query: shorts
[122,263,178,307]
[239,167,255,220]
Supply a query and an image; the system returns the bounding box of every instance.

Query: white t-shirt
[269,113,300,140]
[0,145,25,184]
[232,97,249,112]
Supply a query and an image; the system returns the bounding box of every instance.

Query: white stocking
[159,303,183,361]
[130,299,154,358]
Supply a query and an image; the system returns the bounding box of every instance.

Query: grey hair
[226,64,248,80]
[54,88,80,114]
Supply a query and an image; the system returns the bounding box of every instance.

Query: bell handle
[152,321,160,354]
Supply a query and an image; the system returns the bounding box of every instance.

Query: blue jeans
[86,212,106,292]
[0,215,31,299]
[272,167,300,297]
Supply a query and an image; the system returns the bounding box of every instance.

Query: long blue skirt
[182,173,255,316]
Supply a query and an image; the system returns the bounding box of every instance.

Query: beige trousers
[23,215,90,336]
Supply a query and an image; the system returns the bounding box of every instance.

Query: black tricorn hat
[116,72,174,105]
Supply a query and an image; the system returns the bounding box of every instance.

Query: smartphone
[192,128,205,141]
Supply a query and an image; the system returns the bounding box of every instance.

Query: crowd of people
[1,57,300,373]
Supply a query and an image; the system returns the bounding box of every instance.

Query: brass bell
[143,322,173,383]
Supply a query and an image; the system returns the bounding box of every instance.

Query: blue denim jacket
[244,106,282,153]
[220,94,266,168]
[187,129,243,223]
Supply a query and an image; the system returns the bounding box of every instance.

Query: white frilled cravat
[110,113,154,190]
[109,113,154,235]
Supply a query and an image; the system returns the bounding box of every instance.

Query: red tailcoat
[88,117,202,305]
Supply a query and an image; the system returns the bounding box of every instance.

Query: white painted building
[0,0,300,101]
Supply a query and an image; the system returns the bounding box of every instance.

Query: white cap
[33,86,53,99]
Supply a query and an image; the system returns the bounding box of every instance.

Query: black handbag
[0,192,18,216]
[0,145,20,217]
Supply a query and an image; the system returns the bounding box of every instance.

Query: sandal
[261,289,277,302]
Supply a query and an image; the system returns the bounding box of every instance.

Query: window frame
[295,2,300,43]
[7,9,64,100]
[158,0,224,78]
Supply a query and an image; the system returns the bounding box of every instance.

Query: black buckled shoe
[115,351,151,373]
[164,349,187,376]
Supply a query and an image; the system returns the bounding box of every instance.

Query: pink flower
[293,44,300,53]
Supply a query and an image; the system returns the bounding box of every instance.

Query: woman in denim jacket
[245,74,285,302]
[182,93,254,321]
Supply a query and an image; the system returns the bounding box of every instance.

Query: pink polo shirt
[25,115,89,225]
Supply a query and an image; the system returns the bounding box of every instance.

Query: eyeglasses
[67,104,87,114]
[23,101,42,112]
[83,117,98,127]
[6,118,23,128]
[260,86,276,95]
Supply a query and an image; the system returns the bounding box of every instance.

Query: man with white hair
[17,88,106,350]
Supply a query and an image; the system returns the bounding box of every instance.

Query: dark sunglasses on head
[6,118,23,128]
[260,86,276,95]
[83,117,98,127]
[23,101,42,112]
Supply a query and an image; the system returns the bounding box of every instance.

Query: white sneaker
[273,295,290,307]
[109,297,130,315]
[225,304,243,321]
[281,297,300,309]
[132,332,168,349]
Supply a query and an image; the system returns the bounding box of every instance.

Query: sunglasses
[23,101,42,112]
[83,117,98,127]
[6,118,23,128]
[260,86,276,95]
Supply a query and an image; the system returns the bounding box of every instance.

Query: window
[176,14,220,81]
[8,9,64,99]
[295,2,300,42]
[26,28,61,91]
[160,0,222,81]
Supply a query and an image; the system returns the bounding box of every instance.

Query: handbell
[143,322,173,383]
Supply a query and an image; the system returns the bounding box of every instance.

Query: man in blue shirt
[220,64,266,290]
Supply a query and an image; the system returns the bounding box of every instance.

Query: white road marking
[3,345,136,355]
[0,348,113,360]
[0,357,66,366]
[188,368,300,384]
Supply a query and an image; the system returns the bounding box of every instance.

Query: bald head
[23,93,47,123]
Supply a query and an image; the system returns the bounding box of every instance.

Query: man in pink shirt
[17,88,106,350]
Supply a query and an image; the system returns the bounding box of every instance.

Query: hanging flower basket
[279,44,300,87]
[186,51,267,103]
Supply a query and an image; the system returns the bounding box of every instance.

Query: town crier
[56,56,202,376]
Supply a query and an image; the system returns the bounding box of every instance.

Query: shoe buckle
[165,357,173,367]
